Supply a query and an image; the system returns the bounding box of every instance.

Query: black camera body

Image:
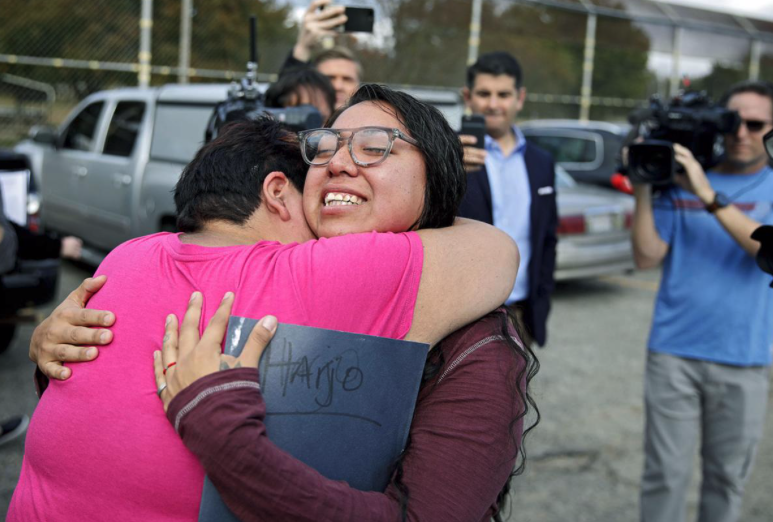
[627,92,740,186]
[752,225,773,287]
[205,86,322,142]
[205,16,323,142]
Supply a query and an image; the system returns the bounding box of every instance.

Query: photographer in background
[264,66,336,122]
[282,0,362,109]
[632,81,773,522]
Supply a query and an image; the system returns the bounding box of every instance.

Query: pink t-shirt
[10,231,423,521]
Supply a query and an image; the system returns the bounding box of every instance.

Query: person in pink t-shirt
[14,85,532,521]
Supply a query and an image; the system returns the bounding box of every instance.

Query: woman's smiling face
[302,101,427,238]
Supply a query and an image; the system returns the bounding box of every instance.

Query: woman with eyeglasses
[15,85,537,522]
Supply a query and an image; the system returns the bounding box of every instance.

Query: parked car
[15,84,464,263]
[521,120,629,187]
[0,151,59,354]
[554,166,635,281]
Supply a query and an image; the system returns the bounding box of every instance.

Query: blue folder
[198,318,428,521]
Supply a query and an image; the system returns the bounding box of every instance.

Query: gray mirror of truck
[28,125,58,146]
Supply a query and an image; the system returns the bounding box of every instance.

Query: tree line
[0,0,759,118]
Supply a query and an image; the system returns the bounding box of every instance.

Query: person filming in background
[283,0,362,109]
[632,80,773,522]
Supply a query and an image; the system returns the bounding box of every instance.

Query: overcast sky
[662,0,773,21]
[285,1,773,24]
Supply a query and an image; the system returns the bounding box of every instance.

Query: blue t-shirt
[649,166,773,366]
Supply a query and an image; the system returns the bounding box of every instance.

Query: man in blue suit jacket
[458,52,558,347]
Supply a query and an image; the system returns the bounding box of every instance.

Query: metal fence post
[579,13,596,122]
[139,0,153,87]
[467,0,483,66]
[179,0,192,84]
[669,27,682,97]
[750,39,762,80]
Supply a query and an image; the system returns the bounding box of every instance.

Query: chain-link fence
[0,0,299,145]
[3,0,773,145]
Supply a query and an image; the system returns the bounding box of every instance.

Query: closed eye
[362,147,387,155]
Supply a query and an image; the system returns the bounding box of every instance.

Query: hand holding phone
[295,0,347,60]
[459,115,486,149]
[459,115,487,172]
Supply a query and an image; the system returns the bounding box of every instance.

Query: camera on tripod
[626,92,741,186]
[205,16,323,142]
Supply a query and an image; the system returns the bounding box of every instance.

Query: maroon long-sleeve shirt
[166,310,525,521]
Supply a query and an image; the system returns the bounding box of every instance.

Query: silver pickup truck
[15,84,463,263]
[15,84,232,262]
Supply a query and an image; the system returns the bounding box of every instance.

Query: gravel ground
[505,271,773,522]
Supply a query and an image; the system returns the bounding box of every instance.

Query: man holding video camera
[632,81,773,522]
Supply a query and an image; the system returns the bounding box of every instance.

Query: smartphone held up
[459,115,487,149]
[320,2,374,33]
[341,6,374,33]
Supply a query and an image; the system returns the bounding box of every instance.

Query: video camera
[626,92,741,186]
[205,16,323,142]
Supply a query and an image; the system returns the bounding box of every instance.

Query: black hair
[174,117,307,233]
[466,51,524,90]
[327,83,467,229]
[720,80,773,119]
[491,310,540,521]
[265,66,336,118]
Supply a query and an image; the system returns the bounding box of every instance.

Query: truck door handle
[72,166,88,178]
[113,173,132,187]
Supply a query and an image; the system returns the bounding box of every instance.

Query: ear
[262,171,296,222]
[515,87,527,111]
[462,86,471,106]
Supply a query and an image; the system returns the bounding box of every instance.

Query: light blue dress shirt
[484,125,531,304]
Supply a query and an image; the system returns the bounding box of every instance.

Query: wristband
[706,192,730,214]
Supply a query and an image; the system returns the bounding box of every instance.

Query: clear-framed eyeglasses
[297,126,419,167]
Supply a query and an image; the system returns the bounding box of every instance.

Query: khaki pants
[640,351,770,522]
